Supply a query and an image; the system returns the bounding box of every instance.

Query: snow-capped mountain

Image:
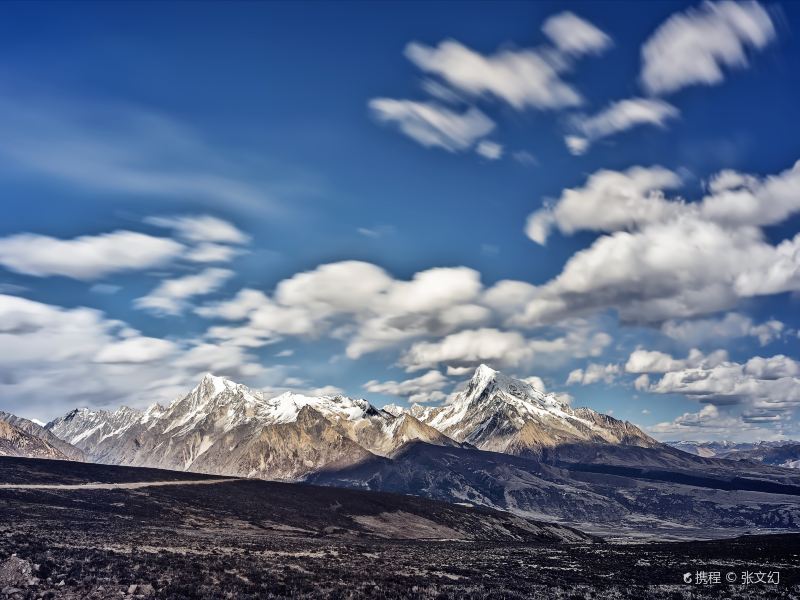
[396,365,657,455]
[46,367,657,479]
[47,373,457,479]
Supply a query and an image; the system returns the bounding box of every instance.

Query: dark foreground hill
[1,458,800,599]
[310,441,800,538]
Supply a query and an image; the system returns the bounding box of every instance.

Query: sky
[1,1,799,441]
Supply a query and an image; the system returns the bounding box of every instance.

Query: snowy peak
[414,366,657,454]
[188,373,263,408]
[459,364,560,411]
[265,391,378,424]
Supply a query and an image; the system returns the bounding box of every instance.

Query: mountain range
[44,365,653,480]
[4,365,800,536]
[669,439,800,469]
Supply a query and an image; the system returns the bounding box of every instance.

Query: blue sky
[1,1,799,441]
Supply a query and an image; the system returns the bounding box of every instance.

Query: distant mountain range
[4,365,800,535]
[668,439,800,468]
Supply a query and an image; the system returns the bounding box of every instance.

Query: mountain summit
[403,364,657,455]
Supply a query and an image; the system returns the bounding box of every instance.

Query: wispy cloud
[475,140,503,160]
[542,11,613,57]
[369,99,495,152]
[565,98,680,155]
[135,268,234,316]
[0,93,278,214]
[640,0,776,95]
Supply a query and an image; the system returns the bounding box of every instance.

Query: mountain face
[0,419,70,460]
[0,412,86,462]
[46,374,458,480]
[395,365,658,456]
[309,440,800,535]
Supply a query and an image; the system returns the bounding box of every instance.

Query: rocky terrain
[1,457,798,599]
[0,413,84,462]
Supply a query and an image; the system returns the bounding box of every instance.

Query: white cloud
[744,355,800,379]
[542,11,612,57]
[518,159,800,325]
[184,243,244,263]
[198,262,493,360]
[94,337,177,364]
[475,140,503,160]
[640,0,776,95]
[399,323,611,372]
[565,98,679,154]
[446,365,473,376]
[526,166,683,245]
[404,40,583,111]
[145,215,249,244]
[650,403,793,441]
[651,404,740,436]
[400,328,532,372]
[357,225,395,239]
[563,135,589,156]
[172,342,263,376]
[634,374,651,391]
[364,369,449,403]
[135,268,234,316]
[368,99,495,152]
[483,280,539,315]
[0,231,184,280]
[566,363,619,385]
[634,348,800,415]
[420,79,464,104]
[625,348,729,373]
[0,294,269,420]
[700,161,800,228]
[661,312,784,347]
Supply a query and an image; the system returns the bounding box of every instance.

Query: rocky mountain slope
[0,412,86,462]
[309,440,800,535]
[0,420,69,460]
